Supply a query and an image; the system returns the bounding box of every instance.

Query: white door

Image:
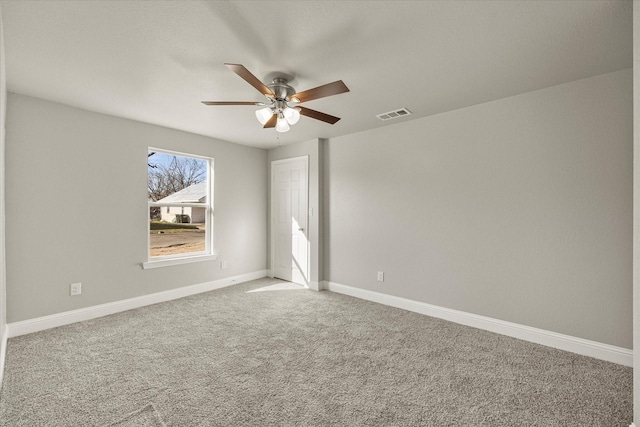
[272,157,309,285]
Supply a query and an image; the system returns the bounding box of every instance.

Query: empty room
[0,1,637,426]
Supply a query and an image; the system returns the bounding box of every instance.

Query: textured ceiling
[0,1,632,149]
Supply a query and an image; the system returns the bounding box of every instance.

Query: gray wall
[5,94,267,323]
[267,139,323,285]
[0,6,6,344]
[324,69,632,348]
[634,1,640,421]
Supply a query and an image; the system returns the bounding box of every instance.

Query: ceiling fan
[202,63,350,133]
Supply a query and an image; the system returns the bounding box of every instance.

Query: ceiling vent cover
[376,108,412,121]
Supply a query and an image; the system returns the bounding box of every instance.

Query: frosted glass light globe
[283,107,300,125]
[255,107,273,125]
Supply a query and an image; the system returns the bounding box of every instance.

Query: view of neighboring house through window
[147,148,212,260]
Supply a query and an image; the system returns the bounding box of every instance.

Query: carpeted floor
[0,277,633,426]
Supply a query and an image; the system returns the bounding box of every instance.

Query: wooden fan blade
[290,80,349,103]
[263,114,278,128]
[225,63,274,97]
[201,101,259,105]
[299,107,341,124]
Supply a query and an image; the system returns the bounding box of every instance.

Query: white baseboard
[0,323,8,386]
[322,281,633,367]
[7,270,268,338]
[308,281,322,292]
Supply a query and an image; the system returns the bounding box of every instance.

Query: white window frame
[142,148,216,269]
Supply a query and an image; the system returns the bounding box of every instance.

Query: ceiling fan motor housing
[268,78,295,100]
[267,78,297,113]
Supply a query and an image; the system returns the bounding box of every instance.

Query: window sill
[142,253,217,270]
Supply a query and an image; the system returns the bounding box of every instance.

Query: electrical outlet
[70,282,82,296]
[377,272,384,282]
[220,260,228,269]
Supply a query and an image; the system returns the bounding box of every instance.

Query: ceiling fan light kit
[203,63,349,133]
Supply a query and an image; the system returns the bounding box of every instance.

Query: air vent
[376,108,412,121]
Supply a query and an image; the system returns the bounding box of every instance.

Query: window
[144,148,215,269]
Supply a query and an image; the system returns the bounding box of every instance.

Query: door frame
[270,155,309,284]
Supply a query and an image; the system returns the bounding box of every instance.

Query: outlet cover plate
[70,282,82,296]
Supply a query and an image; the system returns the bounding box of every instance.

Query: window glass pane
[148,151,207,203]
[149,207,206,257]
[148,149,210,260]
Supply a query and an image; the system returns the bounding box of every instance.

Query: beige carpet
[0,277,632,426]
[109,404,165,427]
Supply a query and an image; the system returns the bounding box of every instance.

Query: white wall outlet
[377,272,384,282]
[70,282,82,296]
[220,260,228,269]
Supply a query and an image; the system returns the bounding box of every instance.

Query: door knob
[298,228,304,231]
